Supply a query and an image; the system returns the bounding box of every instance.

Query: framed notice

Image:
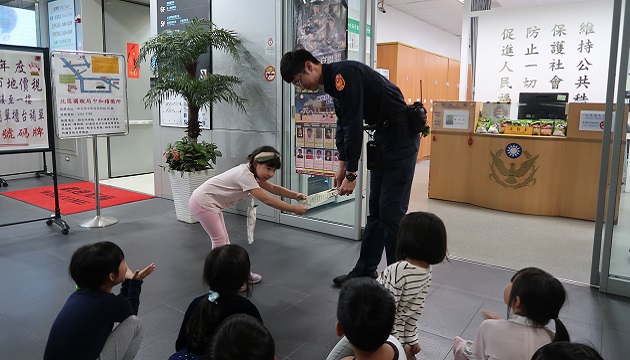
[159,94,211,130]
[579,110,616,132]
[50,51,128,139]
[443,109,470,130]
[0,45,54,154]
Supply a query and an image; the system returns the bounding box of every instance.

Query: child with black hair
[190,145,308,284]
[208,313,276,360]
[171,245,263,360]
[454,267,570,360]
[44,241,155,360]
[328,277,406,360]
[327,212,448,360]
[532,342,603,360]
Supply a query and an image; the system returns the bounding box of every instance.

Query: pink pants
[189,197,230,248]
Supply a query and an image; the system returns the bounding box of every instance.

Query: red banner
[127,42,139,79]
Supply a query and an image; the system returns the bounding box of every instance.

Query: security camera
[377,0,386,13]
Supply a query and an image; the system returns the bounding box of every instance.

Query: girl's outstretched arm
[258,180,306,200]
[250,188,308,215]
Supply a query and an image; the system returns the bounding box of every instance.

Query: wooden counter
[428,102,626,221]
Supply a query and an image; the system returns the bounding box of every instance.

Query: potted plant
[138,18,246,223]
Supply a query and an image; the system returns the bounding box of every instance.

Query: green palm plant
[138,18,246,171]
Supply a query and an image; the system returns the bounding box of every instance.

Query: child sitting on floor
[44,241,155,360]
[327,277,406,360]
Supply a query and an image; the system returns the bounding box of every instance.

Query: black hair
[337,278,395,352]
[247,145,282,177]
[69,241,125,291]
[208,314,275,360]
[508,267,570,342]
[0,6,17,34]
[395,212,448,264]
[280,49,320,83]
[531,342,603,360]
[185,245,251,352]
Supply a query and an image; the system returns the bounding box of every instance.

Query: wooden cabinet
[377,42,464,160]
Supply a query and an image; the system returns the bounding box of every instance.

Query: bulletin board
[0,45,54,154]
[50,51,128,139]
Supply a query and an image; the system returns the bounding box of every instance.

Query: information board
[50,51,128,139]
[0,45,53,153]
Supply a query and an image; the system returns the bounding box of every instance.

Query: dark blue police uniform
[322,61,420,275]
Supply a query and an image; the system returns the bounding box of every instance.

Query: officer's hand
[334,167,345,188]
[338,178,356,196]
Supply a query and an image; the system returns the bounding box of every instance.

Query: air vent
[471,0,492,12]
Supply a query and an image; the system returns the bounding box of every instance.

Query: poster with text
[293,0,347,177]
[0,48,51,152]
[51,51,128,139]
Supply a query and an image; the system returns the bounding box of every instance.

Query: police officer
[280,49,420,286]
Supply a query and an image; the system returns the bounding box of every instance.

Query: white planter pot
[169,169,215,223]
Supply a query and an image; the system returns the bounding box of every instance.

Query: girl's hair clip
[208,290,219,303]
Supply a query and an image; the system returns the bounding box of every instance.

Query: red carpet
[1,181,154,215]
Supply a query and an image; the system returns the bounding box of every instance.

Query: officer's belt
[382,107,408,127]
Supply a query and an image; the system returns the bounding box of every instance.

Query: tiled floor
[1,176,630,359]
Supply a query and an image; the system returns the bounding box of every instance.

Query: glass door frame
[278,0,376,240]
[592,0,630,298]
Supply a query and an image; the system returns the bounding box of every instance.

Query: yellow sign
[504,125,533,136]
[91,56,120,74]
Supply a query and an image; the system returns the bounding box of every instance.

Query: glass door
[279,0,373,239]
[594,0,630,298]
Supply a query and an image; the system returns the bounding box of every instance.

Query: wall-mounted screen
[518,92,569,121]
[0,5,37,47]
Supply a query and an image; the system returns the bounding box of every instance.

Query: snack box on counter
[475,119,567,137]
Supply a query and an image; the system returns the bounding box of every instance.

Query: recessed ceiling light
[458,0,464,3]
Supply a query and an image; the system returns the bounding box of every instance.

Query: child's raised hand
[131,263,156,281]
[482,310,501,320]
[295,193,307,201]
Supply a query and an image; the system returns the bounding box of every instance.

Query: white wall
[375,4,461,60]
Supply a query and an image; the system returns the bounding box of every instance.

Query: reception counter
[428,102,626,221]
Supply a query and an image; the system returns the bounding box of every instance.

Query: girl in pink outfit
[189,146,308,284]
[453,267,570,360]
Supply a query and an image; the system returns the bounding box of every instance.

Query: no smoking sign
[265,66,276,82]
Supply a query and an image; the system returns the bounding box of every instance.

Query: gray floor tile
[2,177,630,359]
[416,330,455,360]
[419,286,485,339]
[601,327,630,360]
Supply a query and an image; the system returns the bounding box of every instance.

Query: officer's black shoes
[332,270,378,287]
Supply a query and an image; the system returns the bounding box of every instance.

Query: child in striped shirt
[327,212,448,360]
[377,212,448,360]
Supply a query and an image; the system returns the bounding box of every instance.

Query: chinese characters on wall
[475,1,612,117]
[0,51,49,151]
[498,21,596,102]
